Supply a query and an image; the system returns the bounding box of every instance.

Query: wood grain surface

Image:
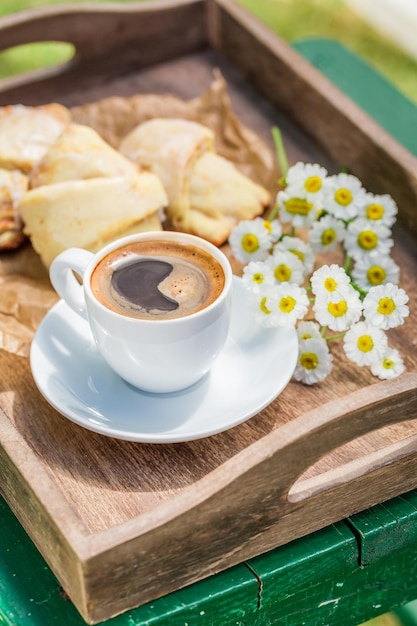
[0,0,416,623]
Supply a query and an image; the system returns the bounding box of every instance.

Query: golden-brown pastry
[0,103,71,173]
[20,123,168,267]
[20,176,166,268]
[119,118,270,245]
[0,168,28,250]
[29,123,140,188]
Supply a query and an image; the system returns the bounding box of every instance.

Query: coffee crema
[90,240,225,320]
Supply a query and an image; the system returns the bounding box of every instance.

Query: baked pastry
[0,168,28,250]
[119,118,270,245]
[29,123,140,188]
[20,123,168,267]
[0,103,71,173]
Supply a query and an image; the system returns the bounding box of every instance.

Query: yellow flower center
[300,352,319,370]
[284,198,314,217]
[260,296,270,315]
[358,230,378,251]
[279,295,296,313]
[289,249,305,263]
[366,203,384,221]
[382,357,394,370]
[377,296,396,316]
[357,335,374,353]
[367,265,386,286]
[263,220,272,234]
[335,188,353,206]
[252,273,264,284]
[327,300,347,317]
[304,176,322,193]
[274,264,292,282]
[241,233,259,253]
[324,277,337,292]
[321,228,336,246]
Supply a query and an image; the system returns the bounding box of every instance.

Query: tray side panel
[0,0,208,105]
[79,375,417,622]
[207,0,417,236]
[0,401,90,615]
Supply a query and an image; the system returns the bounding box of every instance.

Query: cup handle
[49,248,94,320]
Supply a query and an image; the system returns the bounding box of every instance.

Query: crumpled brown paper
[0,72,276,357]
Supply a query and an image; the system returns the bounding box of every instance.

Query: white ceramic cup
[49,231,233,393]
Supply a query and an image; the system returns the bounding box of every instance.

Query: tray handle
[189,372,417,546]
[0,0,206,102]
[229,372,417,502]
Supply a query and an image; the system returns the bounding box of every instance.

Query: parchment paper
[0,72,275,357]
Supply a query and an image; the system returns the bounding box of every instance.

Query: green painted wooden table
[2,38,417,626]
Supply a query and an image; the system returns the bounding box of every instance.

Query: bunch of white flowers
[229,139,409,385]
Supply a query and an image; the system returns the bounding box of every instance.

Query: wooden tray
[1,1,417,623]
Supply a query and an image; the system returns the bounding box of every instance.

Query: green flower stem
[344,254,352,274]
[350,280,368,297]
[267,203,279,222]
[320,325,327,337]
[324,332,346,341]
[272,126,289,181]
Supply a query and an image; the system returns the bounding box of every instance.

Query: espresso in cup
[50,231,232,392]
[90,239,225,321]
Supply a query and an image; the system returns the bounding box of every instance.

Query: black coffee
[91,239,225,320]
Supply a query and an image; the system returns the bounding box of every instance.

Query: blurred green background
[0,0,417,105]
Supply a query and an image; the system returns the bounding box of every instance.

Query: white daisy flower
[310,264,352,302]
[266,249,305,285]
[296,320,323,341]
[358,192,398,228]
[276,236,315,277]
[308,214,345,253]
[323,173,367,220]
[285,162,328,203]
[262,218,282,242]
[276,189,317,228]
[344,218,393,261]
[229,218,272,264]
[351,254,400,290]
[242,261,275,294]
[313,285,363,332]
[371,347,405,380]
[343,321,388,366]
[363,283,409,330]
[249,285,276,328]
[264,283,310,328]
[294,337,333,385]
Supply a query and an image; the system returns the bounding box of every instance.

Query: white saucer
[30,277,298,443]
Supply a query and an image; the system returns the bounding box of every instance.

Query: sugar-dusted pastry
[119,118,270,245]
[0,103,71,173]
[20,123,168,267]
[20,176,166,268]
[0,168,28,250]
[29,123,140,188]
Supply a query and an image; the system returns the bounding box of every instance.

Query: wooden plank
[0,0,416,622]
[347,493,417,565]
[248,516,417,625]
[293,38,417,158]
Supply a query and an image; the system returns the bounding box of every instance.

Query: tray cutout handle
[267,372,417,508]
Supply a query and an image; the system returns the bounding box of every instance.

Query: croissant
[20,124,168,267]
[0,168,28,250]
[119,118,271,245]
